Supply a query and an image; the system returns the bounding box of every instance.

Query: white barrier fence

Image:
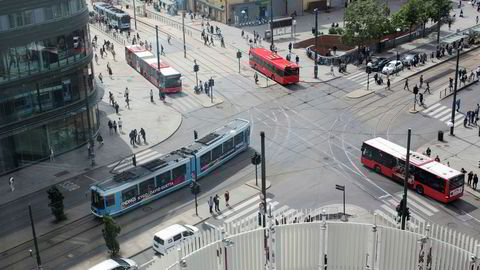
[147,216,480,270]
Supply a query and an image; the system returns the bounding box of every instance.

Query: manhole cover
[143,206,152,212]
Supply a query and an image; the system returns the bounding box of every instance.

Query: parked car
[88,258,138,270]
[369,57,390,72]
[382,60,403,74]
[400,53,418,67]
[153,224,199,255]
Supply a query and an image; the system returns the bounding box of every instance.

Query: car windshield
[113,258,129,267]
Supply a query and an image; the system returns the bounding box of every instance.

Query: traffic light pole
[182,1,186,58]
[260,131,268,264]
[314,9,318,78]
[28,205,42,268]
[156,25,160,71]
[401,129,411,230]
[270,0,274,51]
[450,44,461,136]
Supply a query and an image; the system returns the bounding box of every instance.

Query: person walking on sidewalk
[386,78,391,90]
[208,196,213,214]
[113,120,117,134]
[468,171,474,186]
[150,89,154,103]
[140,128,146,144]
[404,78,409,91]
[108,120,113,134]
[9,177,14,192]
[474,174,479,190]
[161,45,165,56]
[125,96,130,109]
[254,72,259,84]
[98,72,103,83]
[132,154,137,167]
[118,117,123,133]
[224,191,230,207]
[213,194,220,212]
[114,102,119,114]
[419,75,424,88]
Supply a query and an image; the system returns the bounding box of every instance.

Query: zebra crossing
[421,102,464,127]
[345,71,371,87]
[374,192,440,229]
[214,196,297,225]
[168,95,202,113]
[107,148,163,173]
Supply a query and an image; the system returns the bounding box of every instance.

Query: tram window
[156,171,171,187]
[223,138,234,153]
[106,194,115,207]
[212,145,223,160]
[172,164,186,180]
[122,186,138,202]
[200,152,212,168]
[139,178,154,194]
[234,132,244,146]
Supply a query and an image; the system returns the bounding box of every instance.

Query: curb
[345,89,376,99]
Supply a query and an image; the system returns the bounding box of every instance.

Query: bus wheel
[416,185,424,195]
[374,165,381,174]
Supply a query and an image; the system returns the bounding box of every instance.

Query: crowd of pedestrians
[208,191,230,214]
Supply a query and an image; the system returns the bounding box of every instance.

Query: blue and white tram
[90,119,251,217]
[93,2,131,30]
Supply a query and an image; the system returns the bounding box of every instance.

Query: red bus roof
[249,48,299,70]
[125,44,146,53]
[419,161,462,180]
[364,137,432,167]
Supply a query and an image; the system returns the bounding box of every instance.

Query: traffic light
[251,152,262,165]
[413,86,419,95]
[312,27,316,35]
[209,78,214,87]
[190,181,200,195]
[193,64,199,72]
[236,50,242,59]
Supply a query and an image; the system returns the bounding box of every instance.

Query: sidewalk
[0,26,182,206]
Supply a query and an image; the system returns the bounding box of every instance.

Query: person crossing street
[404,78,410,91]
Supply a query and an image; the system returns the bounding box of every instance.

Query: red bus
[125,45,182,93]
[361,137,464,203]
[249,48,299,85]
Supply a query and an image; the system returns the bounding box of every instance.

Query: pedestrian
[97,134,104,146]
[132,154,137,167]
[208,196,213,214]
[9,177,14,192]
[124,87,129,100]
[464,116,468,127]
[404,79,409,91]
[210,35,214,46]
[221,37,225,48]
[95,53,98,64]
[288,42,292,52]
[214,194,220,212]
[224,190,230,207]
[112,50,116,61]
[115,102,119,114]
[419,93,424,106]
[254,72,259,84]
[98,72,103,83]
[125,97,130,109]
[474,174,479,190]
[168,34,171,44]
[241,30,244,38]
[330,64,334,76]
[434,155,440,162]
[419,75,423,88]
[456,99,461,112]
[386,78,391,90]
[449,77,454,91]
[295,55,299,65]
[140,128,146,143]
[137,132,142,145]
[161,44,165,55]
[108,120,113,134]
[150,89,154,103]
[113,120,117,133]
[204,81,209,94]
[199,80,203,92]
[118,117,123,133]
[468,171,474,186]
[426,147,431,157]
[108,66,113,79]
[424,82,431,94]
[50,147,55,162]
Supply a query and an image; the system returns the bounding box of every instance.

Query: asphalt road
[3,22,480,270]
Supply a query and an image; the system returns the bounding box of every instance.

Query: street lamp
[193,60,199,89]
[395,28,400,60]
[366,61,372,91]
[450,40,462,136]
[314,8,319,78]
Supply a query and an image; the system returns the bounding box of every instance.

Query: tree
[343,0,391,47]
[427,0,452,43]
[102,216,121,256]
[47,186,66,221]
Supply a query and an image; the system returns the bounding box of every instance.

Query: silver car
[382,60,403,75]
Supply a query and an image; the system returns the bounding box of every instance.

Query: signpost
[335,184,346,221]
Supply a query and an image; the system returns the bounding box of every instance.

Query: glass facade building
[0,0,99,173]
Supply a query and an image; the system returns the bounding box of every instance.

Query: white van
[153,224,199,254]
[88,257,138,270]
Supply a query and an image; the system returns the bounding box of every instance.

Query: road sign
[335,184,345,191]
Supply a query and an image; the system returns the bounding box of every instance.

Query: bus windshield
[121,15,130,23]
[164,75,181,88]
[449,174,464,190]
[91,190,105,209]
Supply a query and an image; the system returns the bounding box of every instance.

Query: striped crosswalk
[107,148,163,173]
[421,103,464,127]
[345,71,371,87]
[374,191,439,229]
[214,196,295,225]
[168,94,202,113]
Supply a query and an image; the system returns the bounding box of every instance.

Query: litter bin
[438,130,444,141]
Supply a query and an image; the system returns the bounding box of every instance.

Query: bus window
[106,194,115,207]
[156,171,171,187]
[139,178,155,194]
[361,144,374,159]
[211,145,223,161]
[122,186,138,202]
[234,132,244,146]
[223,138,234,153]
[172,164,186,181]
[200,152,212,169]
